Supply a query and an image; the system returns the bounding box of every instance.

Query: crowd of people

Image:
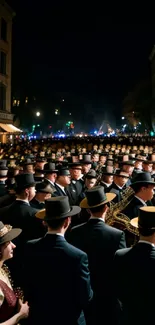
[0,137,155,324]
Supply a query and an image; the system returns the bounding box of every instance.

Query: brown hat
[0,222,22,245]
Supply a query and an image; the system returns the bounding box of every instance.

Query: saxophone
[105,186,139,237]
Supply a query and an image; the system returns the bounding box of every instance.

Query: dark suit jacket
[68,219,126,324]
[114,242,155,325]
[30,198,45,209]
[0,182,7,197]
[109,182,124,203]
[54,183,67,197]
[0,200,45,286]
[23,234,93,325]
[122,196,145,219]
[0,193,16,208]
[66,179,84,205]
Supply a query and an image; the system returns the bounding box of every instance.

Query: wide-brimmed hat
[36,196,81,220]
[130,206,155,229]
[0,222,22,245]
[15,173,36,190]
[130,172,155,189]
[80,185,116,209]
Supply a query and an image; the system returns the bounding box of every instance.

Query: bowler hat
[0,221,22,245]
[130,206,155,229]
[15,173,36,190]
[36,196,81,220]
[80,185,116,209]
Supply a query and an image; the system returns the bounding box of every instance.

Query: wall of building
[0,0,14,118]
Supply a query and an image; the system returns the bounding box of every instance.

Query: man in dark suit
[68,186,126,325]
[0,173,45,286]
[23,196,93,325]
[114,206,155,325]
[122,172,155,219]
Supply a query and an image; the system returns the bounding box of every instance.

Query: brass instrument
[106,186,139,246]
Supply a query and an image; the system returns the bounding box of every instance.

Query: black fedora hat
[85,170,97,179]
[36,196,81,220]
[81,155,92,164]
[68,163,82,170]
[114,169,129,178]
[80,185,116,209]
[43,162,58,174]
[130,206,155,229]
[57,167,71,177]
[15,173,36,190]
[102,166,115,176]
[0,222,22,245]
[35,182,53,194]
[131,172,155,189]
[21,158,35,165]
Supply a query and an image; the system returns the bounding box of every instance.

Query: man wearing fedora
[43,162,58,192]
[0,173,45,286]
[23,196,93,325]
[122,172,155,219]
[68,185,126,325]
[114,206,155,325]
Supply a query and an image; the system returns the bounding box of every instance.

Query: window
[0,51,6,75]
[0,82,6,111]
[1,18,7,41]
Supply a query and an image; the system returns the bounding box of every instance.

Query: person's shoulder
[71,222,87,233]
[65,240,87,260]
[115,247,131,257]
[104,222,124,236]
[26,237,42,246]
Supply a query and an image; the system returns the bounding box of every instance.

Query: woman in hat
[0,222,29,324]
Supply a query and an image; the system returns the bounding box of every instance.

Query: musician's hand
[18,299,29,319]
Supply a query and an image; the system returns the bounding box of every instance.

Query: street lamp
[36,112,40,117]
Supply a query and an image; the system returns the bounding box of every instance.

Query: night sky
[7,1,155,129]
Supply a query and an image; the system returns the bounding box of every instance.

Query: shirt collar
[47,232,64,237]
[90,217,105,222]
[134,196,147,206]
[138,240,155,247]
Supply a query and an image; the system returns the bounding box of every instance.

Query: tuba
[105,186,139,246]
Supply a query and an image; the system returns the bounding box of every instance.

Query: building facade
[0,0,14,125]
